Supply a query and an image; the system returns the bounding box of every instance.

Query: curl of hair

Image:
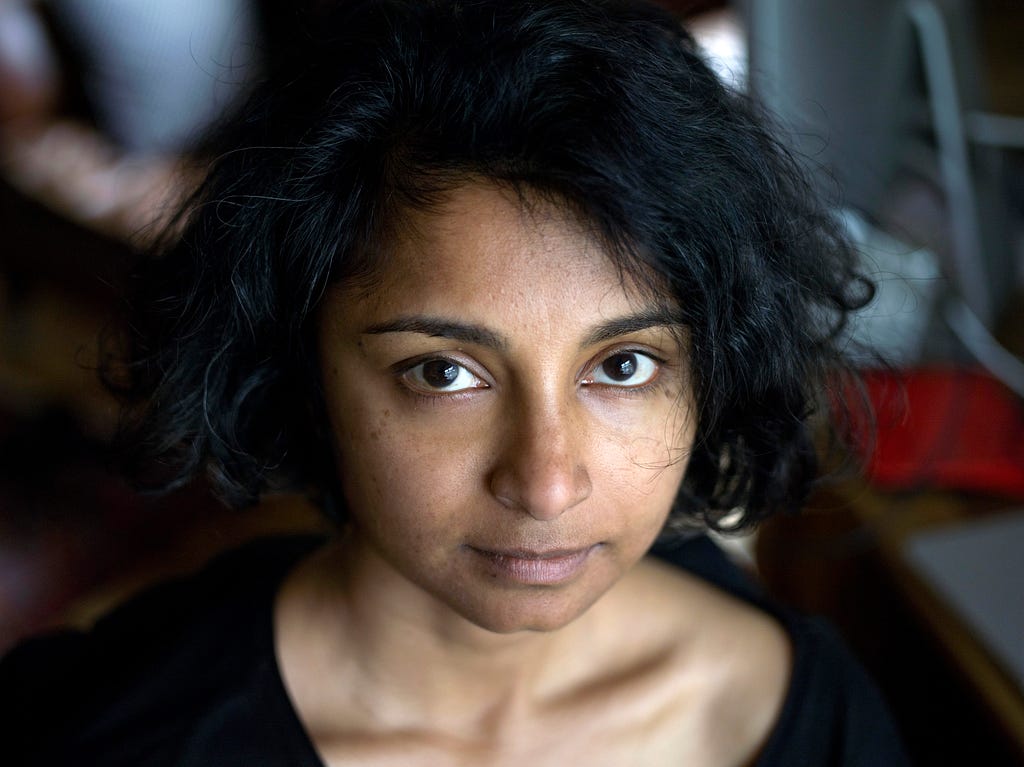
[107,0,871,532]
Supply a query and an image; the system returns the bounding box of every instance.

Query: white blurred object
[708,528,757,571]
[905,510,1024,695]
[0,0,60,120]
[744,0,1024,393]
[0,0,58,87]
[840,209,942,366]
[839,208,1024,394]
[47,0,260,152]
[688,7,747,92]
[0,119,187,241]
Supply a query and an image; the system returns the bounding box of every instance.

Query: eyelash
[392,347,670,404]
[581,347,668,398]
[393,354,489,405]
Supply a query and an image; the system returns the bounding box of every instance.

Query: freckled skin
[317,183,695,635]
[274,182,793,767]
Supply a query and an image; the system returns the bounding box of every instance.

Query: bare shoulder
[609,556,793,765]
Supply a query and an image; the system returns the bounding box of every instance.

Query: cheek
[322,372,400,520]
[330,397,481,531]
[595,394,695,502]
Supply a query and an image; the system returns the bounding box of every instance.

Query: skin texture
[276,182,791,765]
[318,183,694,636]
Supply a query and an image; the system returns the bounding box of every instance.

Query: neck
[275,535,599,740]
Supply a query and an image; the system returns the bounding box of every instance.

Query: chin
[450,585,605,635]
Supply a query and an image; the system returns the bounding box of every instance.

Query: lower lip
[470,545,599,585]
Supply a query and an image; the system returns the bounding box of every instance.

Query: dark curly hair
[108,0,869,532]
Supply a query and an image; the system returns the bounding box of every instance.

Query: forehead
[341,183,660,324]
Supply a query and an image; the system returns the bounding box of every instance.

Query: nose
[488,398,592,521]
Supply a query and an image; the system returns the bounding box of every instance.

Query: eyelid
[390,350,487,377]
[394,353,491,396]
[580,346,666,388]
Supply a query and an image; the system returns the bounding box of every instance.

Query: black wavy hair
[109,0,869,532]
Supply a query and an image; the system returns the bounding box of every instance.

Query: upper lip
[469,544,596,560]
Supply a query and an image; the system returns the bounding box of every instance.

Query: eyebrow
[362,317,509,350]
[361,307,682,350]
[581,307,684,347]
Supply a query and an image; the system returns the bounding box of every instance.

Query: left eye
[585,351,660,387]
[402,358,487,393]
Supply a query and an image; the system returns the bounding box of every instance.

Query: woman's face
[318,183,696,634]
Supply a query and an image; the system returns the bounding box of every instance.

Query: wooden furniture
[758,482,1024,765]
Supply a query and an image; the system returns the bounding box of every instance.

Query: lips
[468,544,600,585]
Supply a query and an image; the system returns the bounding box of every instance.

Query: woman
[1,1,909,764]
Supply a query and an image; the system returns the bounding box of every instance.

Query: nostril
[489,456,591,521]
[493,491,521,510]
[488,403,592,519]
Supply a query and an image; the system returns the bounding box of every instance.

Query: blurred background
[1,0,1022,763]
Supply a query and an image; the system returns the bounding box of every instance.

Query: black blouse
[0,536,910,766]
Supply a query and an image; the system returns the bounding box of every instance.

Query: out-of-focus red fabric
[847,368,1024,498]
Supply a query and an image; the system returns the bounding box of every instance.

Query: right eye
[401,358,488,394]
